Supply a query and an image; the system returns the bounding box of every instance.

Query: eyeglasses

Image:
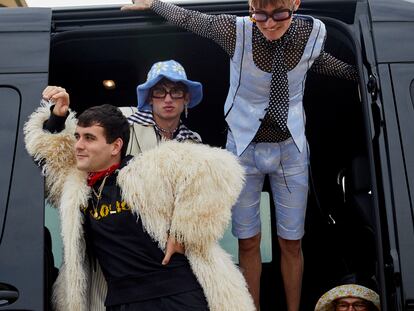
[334,301,370,311]
[151,87,186,99]
[249,8,293,23]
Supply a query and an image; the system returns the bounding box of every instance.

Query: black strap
[225,17,245,119]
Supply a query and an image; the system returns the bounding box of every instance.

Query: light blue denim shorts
[227,132,309,240]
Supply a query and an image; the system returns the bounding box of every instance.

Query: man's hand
[162,236,185,265]
[42,86,70,117]
[121,0,154,11]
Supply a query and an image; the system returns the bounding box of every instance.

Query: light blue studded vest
[224,16,326,156]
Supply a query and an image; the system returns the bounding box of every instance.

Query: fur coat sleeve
[118,140,245,255]
[24,104,94,311]
[118,141,255,310]
[24,104,79,206]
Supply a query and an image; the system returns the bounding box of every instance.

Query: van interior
[45,2,378,309]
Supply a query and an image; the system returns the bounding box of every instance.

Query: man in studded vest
[122,0,359,310]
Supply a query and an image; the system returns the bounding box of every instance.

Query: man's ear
[111,138,124,156]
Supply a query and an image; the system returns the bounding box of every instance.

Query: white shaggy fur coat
[24,105,255,311]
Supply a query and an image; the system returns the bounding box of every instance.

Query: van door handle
[0,289,19,306]
[0,290,18,299]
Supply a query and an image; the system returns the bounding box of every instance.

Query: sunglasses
[151,87,186,99]
[333,301,370,311]
[249,8,293,22]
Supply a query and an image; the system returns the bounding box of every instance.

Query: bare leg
[239,233,262,310]
[278,237,303,311]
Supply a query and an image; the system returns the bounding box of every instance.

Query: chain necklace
[155,123,179,139]
[91,174,109,219]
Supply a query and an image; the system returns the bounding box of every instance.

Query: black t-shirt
[83,158,201,306]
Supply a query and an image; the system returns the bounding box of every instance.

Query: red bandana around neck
[87,163,120,187]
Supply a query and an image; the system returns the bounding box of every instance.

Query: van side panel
[389,63,414,305]
[377,62,414,309]
[0,9,51,73]
[0,88,19,239]
[0,8,51,311]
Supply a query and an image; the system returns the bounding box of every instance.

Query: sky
[24,0,414,8]
[25,0,187,7]
[26,0,130,6]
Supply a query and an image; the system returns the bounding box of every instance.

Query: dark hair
[152,78,188,91]
[77,104,130,158]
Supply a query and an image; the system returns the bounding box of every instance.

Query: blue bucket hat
[137,60,203,112]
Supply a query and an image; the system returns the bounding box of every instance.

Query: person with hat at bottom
[122,59,203,157]
[24,85,255,310]
[314,284,380,311]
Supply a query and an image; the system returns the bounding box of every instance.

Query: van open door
[358,0,414,309]
[0,8,51,310]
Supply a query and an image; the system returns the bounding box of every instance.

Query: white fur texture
[24,104,79,207]
[24,104,94,310]
[118,141,254,310]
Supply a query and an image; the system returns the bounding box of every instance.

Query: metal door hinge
[367,74,379,101]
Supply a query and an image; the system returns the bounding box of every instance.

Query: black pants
[106,288,209,311]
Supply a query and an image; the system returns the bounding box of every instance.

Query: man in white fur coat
[24,87,254,311]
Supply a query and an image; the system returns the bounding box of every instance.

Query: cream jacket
[24,105,255,311]
[118,106,202,156]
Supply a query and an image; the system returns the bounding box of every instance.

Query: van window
[46,192,273,267]
[219,192,273,263]
[0,87,20,242]
[45,203,63,267]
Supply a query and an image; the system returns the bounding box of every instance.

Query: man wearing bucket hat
[124,60,203,156]
[314,284,381,311]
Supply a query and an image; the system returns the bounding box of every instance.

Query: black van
[0,0,413,310]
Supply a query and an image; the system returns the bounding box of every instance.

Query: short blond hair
[249,0,293,9]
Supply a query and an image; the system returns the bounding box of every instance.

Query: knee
[239,234,261,253]
[278,238,302,257]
